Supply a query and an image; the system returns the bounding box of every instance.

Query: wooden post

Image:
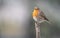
[35,23,40,38]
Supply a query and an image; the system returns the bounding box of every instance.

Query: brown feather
[39,11,49,21]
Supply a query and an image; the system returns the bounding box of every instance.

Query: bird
[32,7,49,24]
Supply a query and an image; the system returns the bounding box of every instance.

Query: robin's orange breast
[32,10,39,17]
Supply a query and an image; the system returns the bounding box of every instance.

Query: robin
[32,7,49,23]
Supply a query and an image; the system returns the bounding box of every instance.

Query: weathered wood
[35,23,40,38]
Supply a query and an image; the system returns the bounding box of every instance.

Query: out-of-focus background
[0,0,60,38]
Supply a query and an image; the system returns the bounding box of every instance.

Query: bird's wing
[40,11,46,17]
[39,11,49,21]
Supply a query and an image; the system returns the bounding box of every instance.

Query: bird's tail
[44,17,49,21]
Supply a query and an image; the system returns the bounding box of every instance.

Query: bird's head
[34,7,39,10]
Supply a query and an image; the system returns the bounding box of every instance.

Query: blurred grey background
[0,0,60,38]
